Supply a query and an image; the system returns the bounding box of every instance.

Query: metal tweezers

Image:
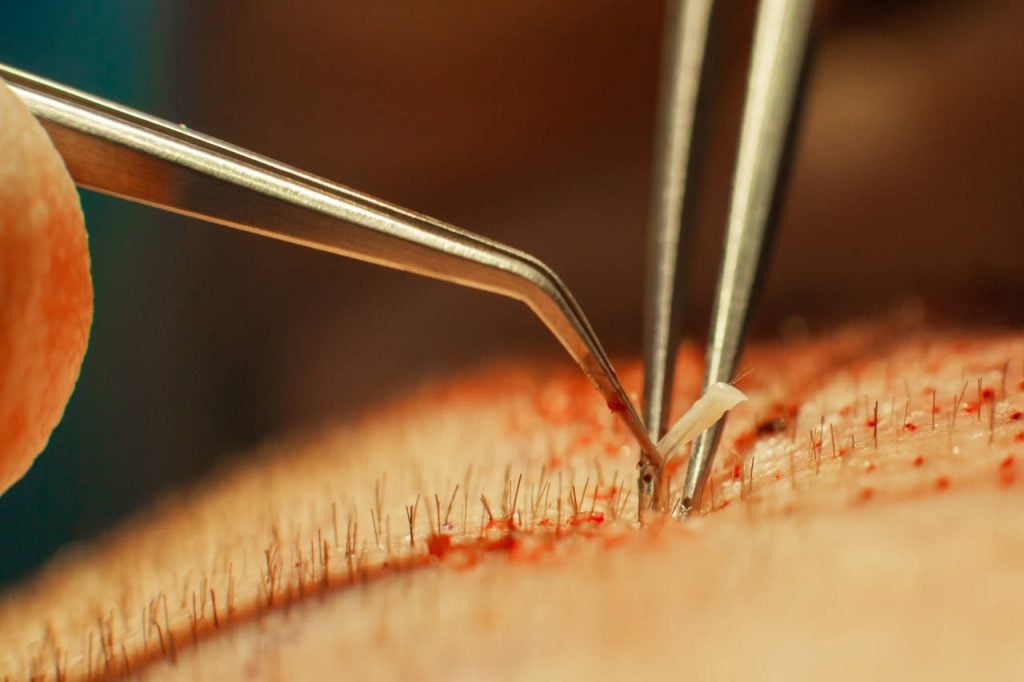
[0,62,663,470]
[2,0,810,520]
[642,0,813,516]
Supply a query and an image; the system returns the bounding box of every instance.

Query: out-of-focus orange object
[0,79,92,494]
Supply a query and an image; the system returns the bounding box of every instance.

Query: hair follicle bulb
[657,382,749,460]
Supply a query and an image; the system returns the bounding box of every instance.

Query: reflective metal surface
[1,63,661,465]
[640,0,714,512]
[677,0,813,517]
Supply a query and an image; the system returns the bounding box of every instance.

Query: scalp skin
[1,324,1022,680]
[0,79,92,494]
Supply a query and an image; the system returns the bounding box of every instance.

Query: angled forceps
[0,63,661,465]
[641,0,814,515]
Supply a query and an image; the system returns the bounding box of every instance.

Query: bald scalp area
[1,323,1023,680]
[0,78,92,495]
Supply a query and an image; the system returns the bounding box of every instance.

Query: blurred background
[1,0,1021,587]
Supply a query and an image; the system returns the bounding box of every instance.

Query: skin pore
[1,316,1023,680]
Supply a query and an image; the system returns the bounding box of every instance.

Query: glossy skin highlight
[0,79,92,495]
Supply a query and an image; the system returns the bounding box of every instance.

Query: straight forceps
[642,0,813,515]
[0,64,661,466]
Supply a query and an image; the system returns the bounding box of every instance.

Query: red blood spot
[935,476,951,491]
[998,455,1016,487]
[836,448,848,458]
[574,433,594,448]
[426,533,452,559]
[1018,378,1024,391]
[856,487,875,503]
[718,498,731,509]
[733,430,756,451]
[863,461,877,472]
[768,402,800,419]
[569,511,605,527]
[1009,410,1023,422]
[547,455,564,470]
[774,472,783,480]
[912,455,925,467]
[606,396,626,413]
[485,534,518,558]
[963,402,978,414]
[1015,431,1024,442]
[932,404,942,414]
[982,388,995,401]
[732,463,743,480]
[865,418,877,427]
[904,422,918,432]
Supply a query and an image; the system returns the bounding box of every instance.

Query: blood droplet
[568,511,605,527]
[998,455,1016,487]
[426,533,453,559]
[912,455,925,467]
[733,430,756,451]
[935,476,951,491]
[606,396,626,413]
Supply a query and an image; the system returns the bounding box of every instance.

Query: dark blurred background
[1,0,1021,587]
